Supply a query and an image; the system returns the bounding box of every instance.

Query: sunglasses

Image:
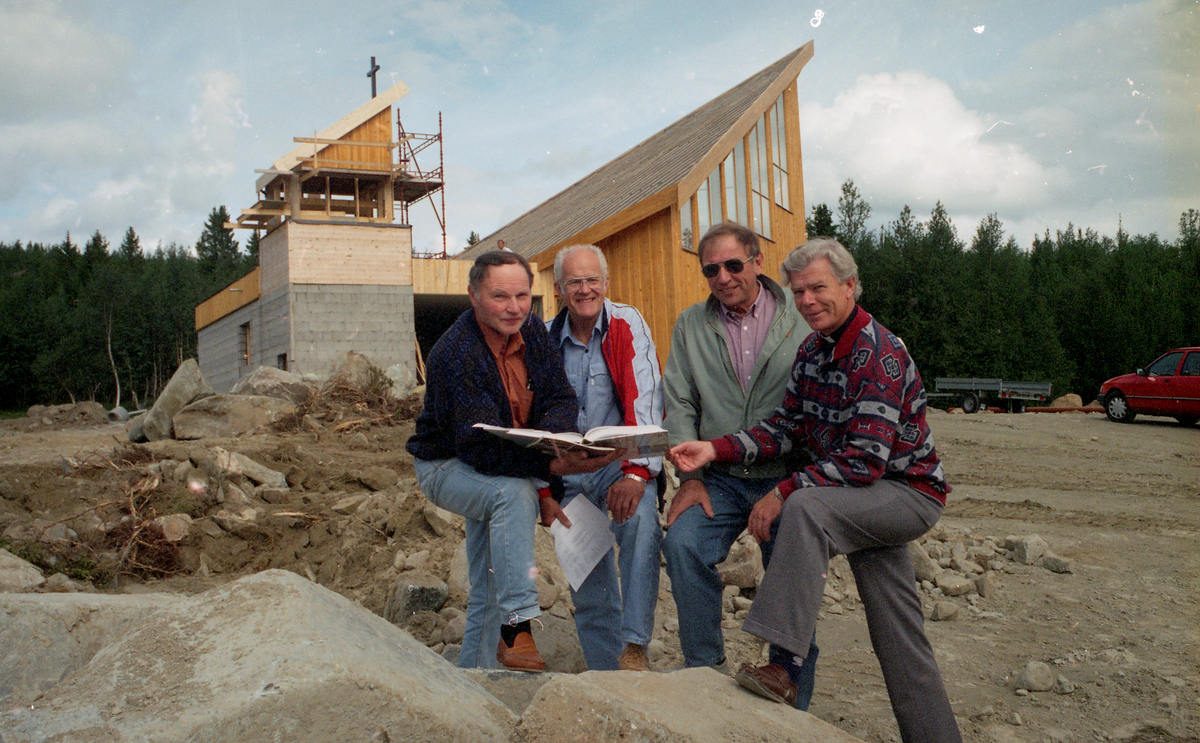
[701,258,751,279]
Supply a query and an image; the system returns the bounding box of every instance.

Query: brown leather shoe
[735,663,798,706]
[496,632,546,673]
[618,643,651,671]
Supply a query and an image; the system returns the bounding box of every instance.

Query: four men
[408,230,959,738]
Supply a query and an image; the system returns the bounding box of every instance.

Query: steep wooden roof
[460,42,813,261]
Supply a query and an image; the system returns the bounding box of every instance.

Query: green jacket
[663,276,810,482]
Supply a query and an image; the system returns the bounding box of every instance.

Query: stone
[1043,554,1074,573]
[150,513,193,542]
[936,573,974,597]
[404,550,431,570]
[1053,674,1076,694]
[332,494,368,514]
[975,573,996,598]
[536,574,560,609]
[1051,393,1084,408]
[424,500,461,537]
[136,358,214,441]
[349,432,371,450]
[909,541,940,582]
[328,351,388,394]
[208,447,288,489]
[0,571,515,741]
[1015,660,1055,691]
[359,466,399,491]
[384,574,449,623]
[0,549,45,591]
[385,363,419,398]
[1010,534,1049,565]
[518,668,865,742]
[172,394,296,440]
[931,601,959,621]
[210,505,260,535]
[230,366,315,405]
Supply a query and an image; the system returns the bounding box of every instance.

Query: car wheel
[1174,415,1198,427]
[1105,391,1136,423]
[961,392,980,414]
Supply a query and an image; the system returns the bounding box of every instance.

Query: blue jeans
[562,461,662,670]
[413,457,542,669]
[662,469,819,709]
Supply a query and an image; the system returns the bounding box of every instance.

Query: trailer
[931,378,1052,414]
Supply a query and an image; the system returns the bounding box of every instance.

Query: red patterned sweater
[710,308,950,505]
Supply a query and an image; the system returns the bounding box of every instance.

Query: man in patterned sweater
[669,238,961,743]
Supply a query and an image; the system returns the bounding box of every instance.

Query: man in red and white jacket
[544,244,664,672]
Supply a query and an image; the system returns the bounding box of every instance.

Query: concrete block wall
[196,285,290,393]
[289,284,416,381]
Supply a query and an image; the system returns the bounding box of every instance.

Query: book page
[548,496,616,591]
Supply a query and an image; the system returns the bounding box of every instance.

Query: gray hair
[780,237,863,301]
[553,244,608,286]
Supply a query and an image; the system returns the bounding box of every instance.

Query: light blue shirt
[557,317,623,434]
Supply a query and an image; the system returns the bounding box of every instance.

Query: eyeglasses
[701,258,750,279]
[563,275,604,292]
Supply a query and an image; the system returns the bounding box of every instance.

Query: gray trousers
[742,479,962,743]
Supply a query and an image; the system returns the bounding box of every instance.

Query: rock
[936,573,974,597]
[230,366,315,405]
[328,351,388,394]
[975,573,996,598]
[210,506,260,535]
[385,363,419,398]
[1053,674,1076,694]
[718,557,762,590]
[1015,660,1056,691]
[931,601,959,621]
[150,513,193,542]
[447,540,470,599]
[404,550,431,570]
[208,447,288,489]
[1010,534,1049,565]
[332,494,368,514]
[909,541,940,582]
[1043,554,1074,573]
[1,571,516,741]
[536,574,561,609]
[136,358,214,441]
[172,394,296,439]
[349,432,371,450]
[384,574,449,623]
[359,466,398,491]
[424,500,461,537]
[1050,393,1084,408]
[0,549,46,591]
[0,591,180,703]
[518,668,865,742]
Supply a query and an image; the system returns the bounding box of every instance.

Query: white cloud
[800,71,1063,219]
[0,0,134,124]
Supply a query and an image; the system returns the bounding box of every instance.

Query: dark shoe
[735,663,798,706]
[496,632,546,673]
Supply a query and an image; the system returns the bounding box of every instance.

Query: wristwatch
[623,473,648,485]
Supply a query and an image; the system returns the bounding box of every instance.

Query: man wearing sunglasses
[661,222,819,709]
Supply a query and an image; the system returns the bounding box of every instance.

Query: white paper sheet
[548,496,616,591]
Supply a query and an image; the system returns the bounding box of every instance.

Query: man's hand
[607,476,645,524]
[668,441,717,473]
[539,496,571,528]
[549,447,623,477]
[748,489,784,543]
[665,478,714,527]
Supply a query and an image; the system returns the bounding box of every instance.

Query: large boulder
[134,359,214,442]
[0,570,517,742]
[172,394,296,440]
[0,591,180,704]
[0,549,45,592]
[327,350,387,394]
[518,668,865,742]
[230,366,315,405]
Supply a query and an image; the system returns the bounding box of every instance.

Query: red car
[1099,347,1200,426]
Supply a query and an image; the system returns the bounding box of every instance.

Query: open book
[472,423,669,459]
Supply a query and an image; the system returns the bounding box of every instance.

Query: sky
[1,0,1196,256]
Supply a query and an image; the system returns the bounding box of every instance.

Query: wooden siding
[311,109,393,171]
[195,268,261,331]
[259,226,289,295]
[414,258,549,298]
[284,222,412,286]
